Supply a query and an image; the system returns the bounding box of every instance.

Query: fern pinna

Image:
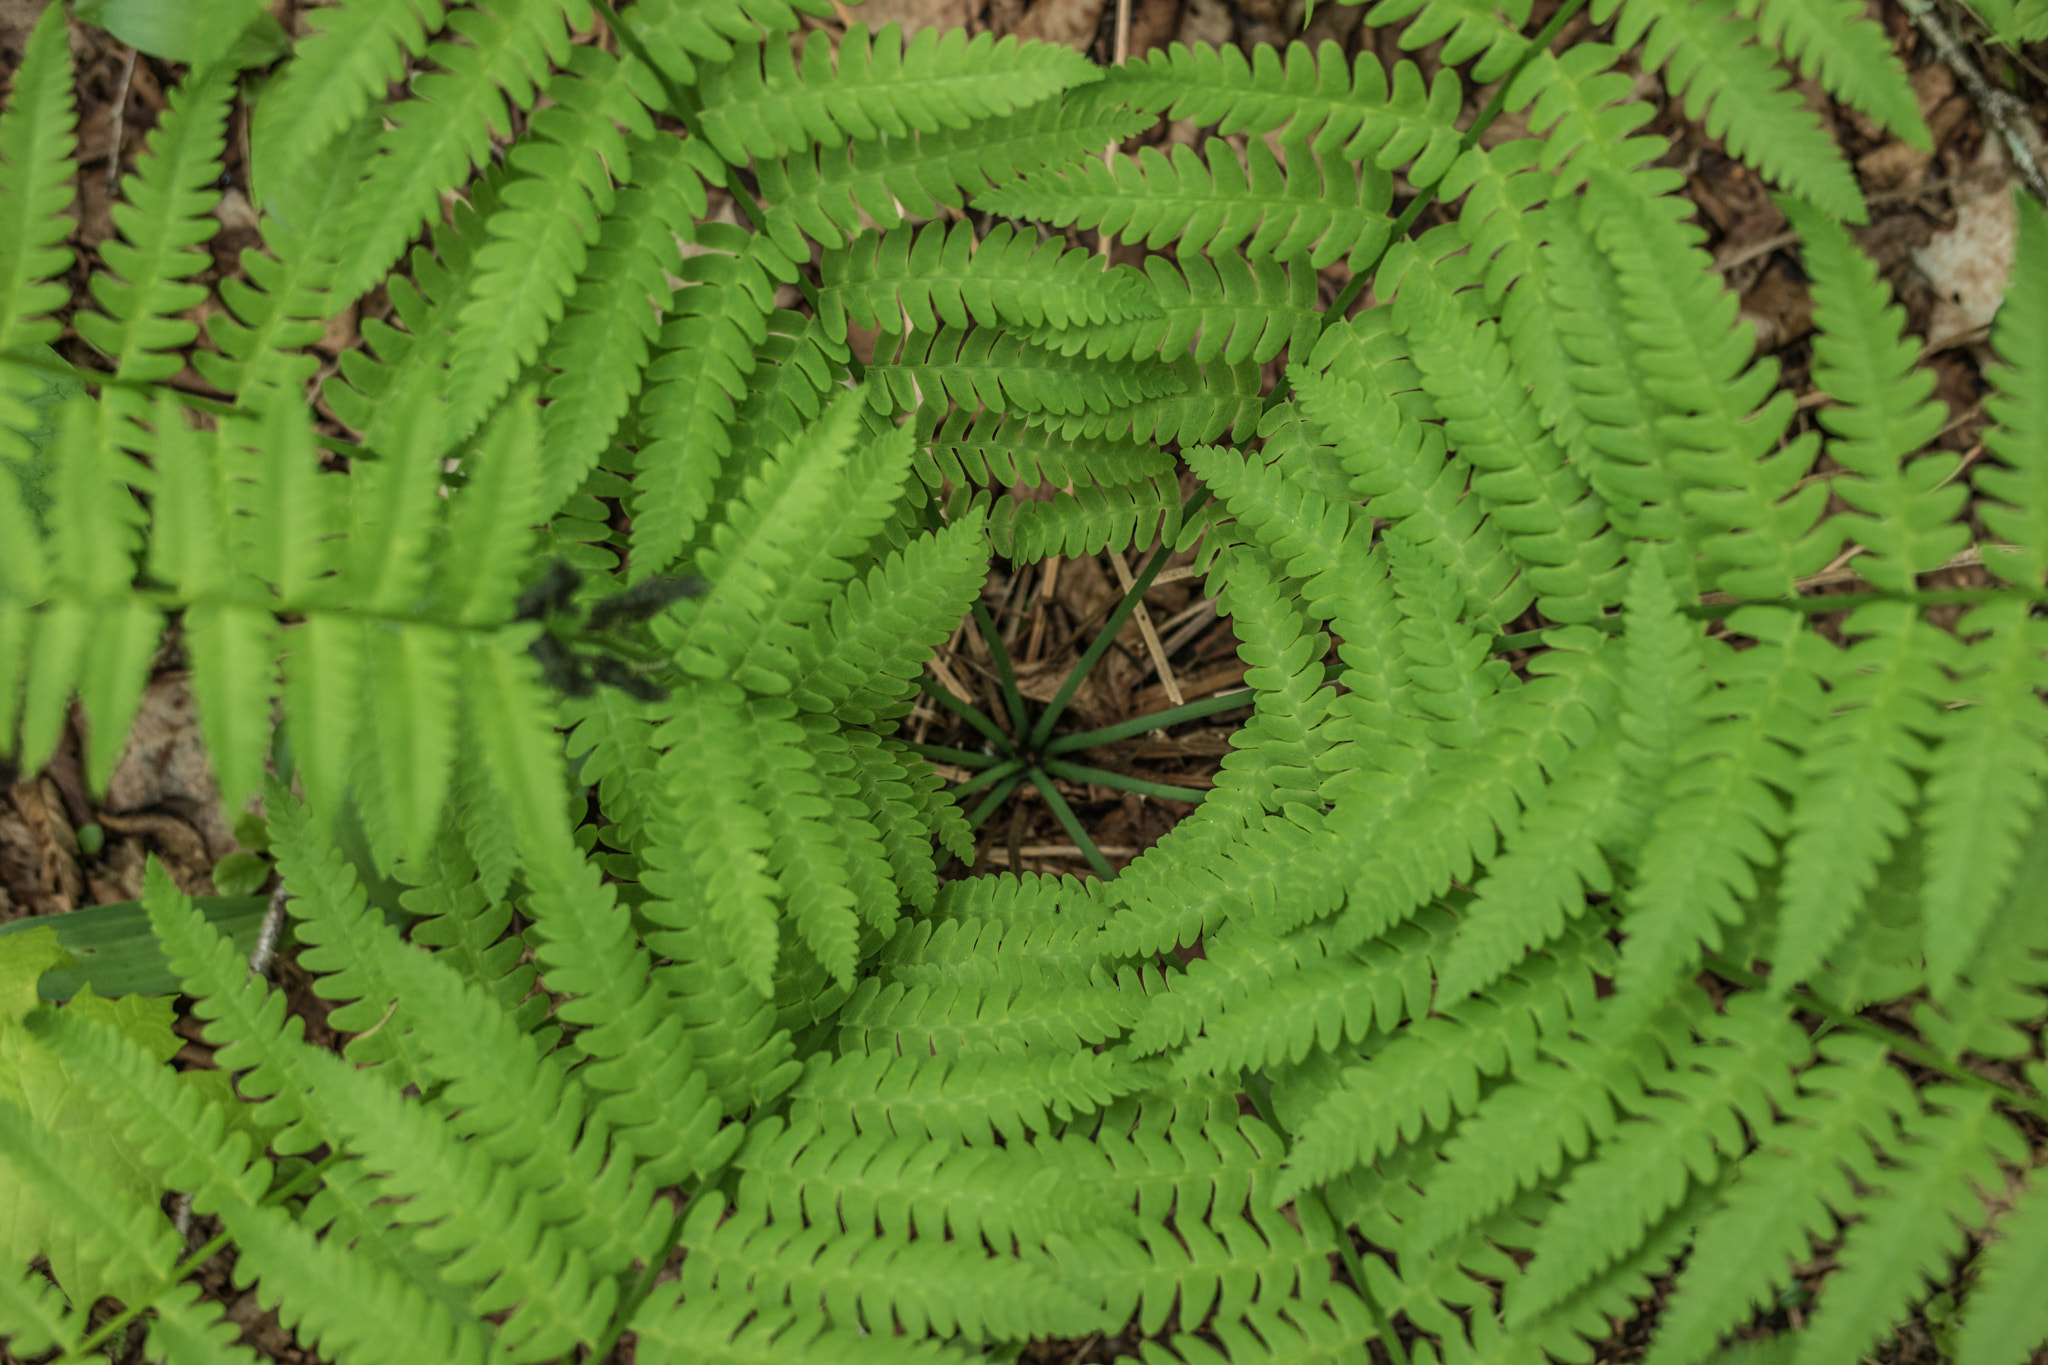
[0,0,2044,1362]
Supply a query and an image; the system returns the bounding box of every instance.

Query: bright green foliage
[979,133,1394,269]
[694,23,1095,164]
[3,2,2044,1364]
[73,65,232,401]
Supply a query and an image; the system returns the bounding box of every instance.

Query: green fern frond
[1354,0,1535,81]
[1912,808,2048,1059]
[0,1263,78,1359]
[1782,197,1962,591]
[791,1042,1138,1145]
[1295,324,1530,630]
[1644,1034,1914,1365]
[1106,809,1341,958]
[1053,1196,1353,1338]
[1506,997,1811,1324]
[249,0,451,201]
[630,223,803,574]
[1772,605,1951,989]
[1174,908,1452,1079]
[1530,200,1697,580]
[1275,920,1615,1201]
[446,47,665,434]
[646,686,786,996]
[1581,174,1834,598]
[1600,0,1864,219]
[674,1183,1102,1341]
[694,23,1096,166]
[1956,1169,2048,1365]
[869,326,1183,419]
[1977,191,2048,585]
[1381,226,1625,624]
[329,0,581,301]
[398,829,532,1007]
[632,1298,976,1365]
[622,0,826,87]
[1916,600,2048,996]
[823,221,1158,339]
[216,1194,493,1365]
[1410,991,1707,1259]
[362,921,669,1278]
[1093,41,1467,186]
[1027,251,1320,366]
[741,701,864,982]
[73,64,231,400]
[197,116,377,402]
[917,409,1174,493]
[1794,1089,2025,1365]
[1192,541,1337,815]
[290,1044,620,1357]
[1614,615,1811,1000]
[1001,471,1203,560]
[755,99,1150,257]
[0,2,75,358]
[266,788,437,1086]
[0,1092,178,1307]
[537,138,707,508]
[1741,0,1928,147]
[789,505,990,724]
[976,133,1393,270]
[734,1112,1084,1249]
[836,954,1162,1058]
[27,398,159,787]
[520,851,743,1185]
[661,390,890,688]
[438,392,544,625]
[324,171,502,442]
[142,861,347,1153]
[837,729,947,910]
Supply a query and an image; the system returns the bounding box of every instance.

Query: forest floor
[0,0,2043,1360]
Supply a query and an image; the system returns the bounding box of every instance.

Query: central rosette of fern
[906,526,1228,878]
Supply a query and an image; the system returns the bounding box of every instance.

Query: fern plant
[1,0,2044,1363]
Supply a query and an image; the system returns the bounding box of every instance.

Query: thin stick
[1096,0,1134,257]
[247,883,287,979]
[1026,555,1061,661]
[1111,549,1184,706]
[1896,0,2048,204]
[108,48,138,193]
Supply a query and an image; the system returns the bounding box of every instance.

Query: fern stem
[1027,767,1117,878]
[916,676,1016,753]
[1040,758,1206,804]
[1027,487,1213,750]
[53,1152,348,1365]
[966,770,1028,829]
[972,600,1032,740]
[1042,687,1253,754]
[954,756,1028,801]
[1705,956,2048,1124]
[901,741,1005,768]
